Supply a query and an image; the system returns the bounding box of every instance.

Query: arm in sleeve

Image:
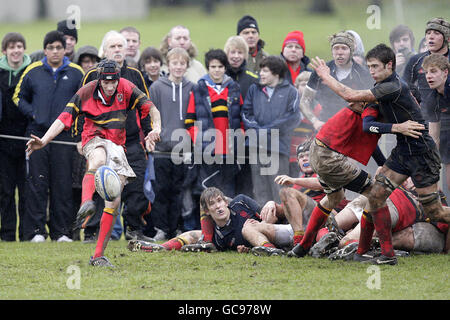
[13,72,34,119]
[184,91,198,143]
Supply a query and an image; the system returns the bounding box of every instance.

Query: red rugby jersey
[315,106,380,165]
[58,78,153,147]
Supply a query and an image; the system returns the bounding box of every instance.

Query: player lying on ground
[26,60,161,267]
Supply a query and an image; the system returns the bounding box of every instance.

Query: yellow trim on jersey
[184,119,195,124]
[66,102,79,113]
[91,118,121,125]
[12,61,43,106]
[82,68,97,86]
[127,66,150,96]
[211,106,228,113]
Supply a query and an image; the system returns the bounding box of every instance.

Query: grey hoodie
[149,75,194,152]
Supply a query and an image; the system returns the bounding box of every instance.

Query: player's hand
[145,129,160,152]
[260,201,278,223]
[311,57,330,79]
[26,134,45,156]
[237,245,250,253]
[313,119,325,131]
[392,120,425,138]
[274,175,293,186]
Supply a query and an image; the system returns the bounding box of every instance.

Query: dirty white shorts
[83,137,136,183]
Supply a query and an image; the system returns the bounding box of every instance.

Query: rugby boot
[89,256,115,267]
[287,243,309,258]
[310,232,340,258]
[251,246,286,257]
[328,242,359,261]
[181,242,217,252]
[362,254,398,265]
[127,240,166,253]
[73,200,96,231]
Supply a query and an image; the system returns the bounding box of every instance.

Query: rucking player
[311,43,450,265]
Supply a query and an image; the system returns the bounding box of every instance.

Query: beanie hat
[282,30,306,53]
[329,31,355,55]
[237,15,259,35]
[425,18,450,41]
[57,19,78,42]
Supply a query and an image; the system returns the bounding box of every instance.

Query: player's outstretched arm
[311,57,376,103]
[145,105,162,152]
[26,119,65,156]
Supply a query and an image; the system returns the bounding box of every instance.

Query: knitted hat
[282,30,306,53]
[329,31,355,54]
[425,17,450,41]
[237,15,259,35]
[57,19,78,42]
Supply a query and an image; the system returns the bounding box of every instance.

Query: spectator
[346,30,366,67]
[73,45,101,73]
[120,26,141,68]
[149,48,194,240]
[224,35,259,100]
[403,17,449,103]
[185,49,243,199]
[0,32,31,241]
[138,46,164,89]
[26,59,161,267]
[288,71,321,177]
[13,30,84,242]
[242,55,301,206]
[80,30,153,243]
[418,37,428,53]
[280,30,311,85]
[389,25,416,77]
[299,31,372,131]
[30,19,78,63]
[237,15,268,75]
[422,53,450,198]
[160,25,206,83]
[224,35,259,198]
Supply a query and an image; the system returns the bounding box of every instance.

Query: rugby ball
[94,166,121,201]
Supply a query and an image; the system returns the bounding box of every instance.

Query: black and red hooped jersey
[58,78,153,147]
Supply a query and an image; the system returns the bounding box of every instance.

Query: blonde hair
[166,47,190,68]
[423,53,450,72]
[224,35,249,58]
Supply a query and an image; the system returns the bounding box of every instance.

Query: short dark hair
[259,55,288,78]
[138,46,163,70]
[389,25,415,49]
[43,30,66,50]
[2,32,26,51]
[204,49,228,70]
[365,44,396,71]
[200,187,226,212]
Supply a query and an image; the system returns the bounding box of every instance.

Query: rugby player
[26,60,161,267]
[311,43,450,265]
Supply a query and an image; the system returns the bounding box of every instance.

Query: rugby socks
[316,227,329,242]
[300,203,332,249]
[372,205,394,257]
[162,236,188,251]
[261,241,276,248]
[81,170,96,204]
[93,208,115,258]
[356,210,375,255]
[293,230,304,245]
[200,212,215,242]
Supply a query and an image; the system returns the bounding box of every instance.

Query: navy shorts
[439,130,450,164]
[385,146,441,188]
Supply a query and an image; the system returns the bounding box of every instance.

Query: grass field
[0,239,448,300]
[0,0,449,61]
